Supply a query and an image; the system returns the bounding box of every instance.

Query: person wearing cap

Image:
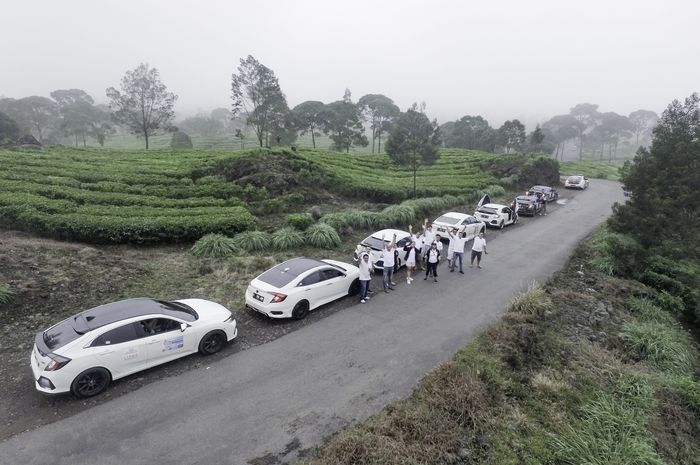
[358,252,373,303]
[470,231,488,268]
[424,241,440,282]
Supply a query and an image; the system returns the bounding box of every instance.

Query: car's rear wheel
[348,278,360,296]
[199,331,227,355]
[499,221,504,230]
[71,367,111,398]
[292,301,310,320]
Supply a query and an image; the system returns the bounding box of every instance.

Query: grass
[619,321,693,376]
[271,227,305,250]
[560,160,623,180]
[305,223,341,249]
[0,283,14,305]
[231,231,272,252]
[190,233,238,258]
[508,281,554,316]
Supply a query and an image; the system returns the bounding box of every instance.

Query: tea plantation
[0,147,542,244]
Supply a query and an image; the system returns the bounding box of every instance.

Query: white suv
[432,212,485,241]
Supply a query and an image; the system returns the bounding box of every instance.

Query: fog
[2,0,699,127]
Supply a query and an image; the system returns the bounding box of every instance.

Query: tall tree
[51,89,96,146]
[628,109,659,147]
[593,112,633,161]
[543,114,582,160]
[446,115,496,151]
[612,93,699,251]
[231,55,289,147]
[106,63,177,149]
[497,119,526,153]
[358,94,400,153]
[292,100,325,149]
[385,104,441,198]
[321,93,368,152]
[0,111,21,144]
[0,96,58,144]
[569,103,600,160]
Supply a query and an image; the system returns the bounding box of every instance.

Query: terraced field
[0,147,526,244]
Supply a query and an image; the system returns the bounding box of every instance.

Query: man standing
[448,229,468,273]
[381,233,397,292]
[358,252,373,303]
[424,241,440,282]
[421,220,435,267]
[470,231,488,268]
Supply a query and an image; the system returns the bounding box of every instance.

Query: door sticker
[163,335,184,352]
[123,347,139,360]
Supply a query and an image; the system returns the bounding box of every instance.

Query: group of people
[356,220,488,304]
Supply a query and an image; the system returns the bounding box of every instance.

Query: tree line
[0,56,658,161]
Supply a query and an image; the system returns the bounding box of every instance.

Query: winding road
[0,180,624,465]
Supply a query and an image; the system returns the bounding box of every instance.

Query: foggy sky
[2,0,699,128]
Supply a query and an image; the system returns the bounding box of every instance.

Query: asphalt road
[0,180,624,465]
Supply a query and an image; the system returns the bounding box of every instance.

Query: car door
[87,322,150,379]
[463,217,478,240]
[318,267,348,303]
[138,317,197,366]
[296,270,326,309]
[501,206,512,224]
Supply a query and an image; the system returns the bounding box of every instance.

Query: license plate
[253,293,264,302]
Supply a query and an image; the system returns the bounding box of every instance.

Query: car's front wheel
[71,367,111,398]
[292,301,310,320]
[199,331,227,355]
[348,278,360,296]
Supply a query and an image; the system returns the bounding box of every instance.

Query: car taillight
[45,354,71,371]
[224,314,235,323]
[269,292,287,303]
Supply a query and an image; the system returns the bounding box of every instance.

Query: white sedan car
[565,175,590,189]
[432,212,485,241]
[246,257,360,319]
[353,228,412,271]
[31,298,237,398]
[475,203,518,229]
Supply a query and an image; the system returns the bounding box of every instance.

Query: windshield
[517,196,535,204]
[155,300,197,322]
[434,215,461,225]
[43,319,82,351]
[477,207,498,215]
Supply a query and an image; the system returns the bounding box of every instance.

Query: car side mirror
[180,323,188,332]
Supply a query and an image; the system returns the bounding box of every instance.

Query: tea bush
[287,213,314,231]
[190,234,238,258]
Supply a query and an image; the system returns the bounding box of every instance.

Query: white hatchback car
[565,175,590,189]
[31,298,237,398]
[475,203,518,229]
[246,257,360,319]
[353,228,412,271]
[432,212,485,241]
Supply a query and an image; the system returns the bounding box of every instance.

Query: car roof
[530,185,550,190]
[435,211,470,220]
[74,298,194,331]
[481,203,507,209]
[517,195,537,200]
[370,228,410,238]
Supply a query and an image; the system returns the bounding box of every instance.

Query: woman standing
[403,238,418,284]
[424,241,441,282]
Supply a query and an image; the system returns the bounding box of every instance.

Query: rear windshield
[434,215,461,225]
[43,319,82,351]
[567,176,582,182]
[477,207,498,215]
[361,235,388,251]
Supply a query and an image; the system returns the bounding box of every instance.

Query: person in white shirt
[470,231,488,268]
[410,225,425,271]
[448,228,468,273]
[403,239,418,284]
[446,227,457,267]
[358,252,373,303]
[421,220,435,267]
[424,241,440,282]
[381,233,397,292]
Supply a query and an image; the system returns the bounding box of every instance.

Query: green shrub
[670,377,700,412]
[190,234,238,258]
[308,205,323,221]
[629,298,675,324]
[319,212,349,231]
[619,321,693,376]
[508,281,554,316]
[305,223,341,248]
[654,291,684,315]
[287,213,314,231]
[232,230,272,252]
[271,227,305,250]
[377,205,415,227]
[344,210,378,230]
[484,184,506,198]
[0,283,14,305]
[170,131,193,149]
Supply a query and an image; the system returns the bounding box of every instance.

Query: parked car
[475,203,518,229]
[31,298,238,398]
[515,195,543,216]
[564,175,590,189]
[353,228,412,271]
[527,185,559,202]
[246,257,360,320]
[432,212,485,241]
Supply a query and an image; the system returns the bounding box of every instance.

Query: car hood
[176,299,231,323]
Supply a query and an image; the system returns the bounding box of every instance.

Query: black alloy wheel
[71,367,111,398]
[292,301,310,320]
[199,331,226,355]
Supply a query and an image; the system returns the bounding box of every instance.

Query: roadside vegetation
[299,95,700,464]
